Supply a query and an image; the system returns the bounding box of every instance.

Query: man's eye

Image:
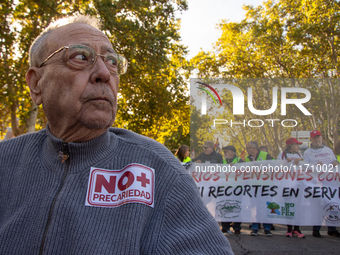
[68,48,92,64]
[72,53,88,62]
[106,56,118,66]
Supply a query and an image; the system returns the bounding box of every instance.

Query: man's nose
[90,56,111,84]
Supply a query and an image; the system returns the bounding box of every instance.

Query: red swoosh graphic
[197,82,222,106]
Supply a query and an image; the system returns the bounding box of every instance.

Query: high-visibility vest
[223,157,241,164]
[176,156,191,163]
[245,151,269,162]
[183,157,191,163]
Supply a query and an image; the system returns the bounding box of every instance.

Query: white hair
[29,15,102,67]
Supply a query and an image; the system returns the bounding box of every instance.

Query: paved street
[224,224,340,255]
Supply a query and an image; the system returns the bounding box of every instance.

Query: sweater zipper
[39,142,70,255]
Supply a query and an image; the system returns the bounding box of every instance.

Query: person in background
[277,138,305,238]
[246,141,274,236]
[304,130,340,238]
[259,145,268,153]
[222,145,244,165]
[175,145,191,163]
[246,141,273,162]
[192,140,223,163]
[221,145,244,235]
[277,138,303,164]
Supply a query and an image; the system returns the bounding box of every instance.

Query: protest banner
[189,160,340,226]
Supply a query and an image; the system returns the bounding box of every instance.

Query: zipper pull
[58,142,69,163]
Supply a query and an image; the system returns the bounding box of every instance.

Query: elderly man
[193,140,223,163]
[304,130,340,238]
[222,145,244,165]
[245,141,274,162]
[0,16,233,254]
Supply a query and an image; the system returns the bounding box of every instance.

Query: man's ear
[26,67,43,105]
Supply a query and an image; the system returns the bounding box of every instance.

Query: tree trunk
[27,102,39,133]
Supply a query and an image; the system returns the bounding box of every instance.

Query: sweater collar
[42,125,118,174]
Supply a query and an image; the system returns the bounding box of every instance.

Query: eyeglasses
[38,44,128,75]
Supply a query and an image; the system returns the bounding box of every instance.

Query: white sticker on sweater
[86,164,154,208]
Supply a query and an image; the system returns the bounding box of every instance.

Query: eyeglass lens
[66,45,128,75]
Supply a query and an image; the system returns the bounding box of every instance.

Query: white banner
[189,160,340,226]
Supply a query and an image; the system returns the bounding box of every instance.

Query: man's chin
[81,115,115,130]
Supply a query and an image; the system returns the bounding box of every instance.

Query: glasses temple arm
[38,46,68,68]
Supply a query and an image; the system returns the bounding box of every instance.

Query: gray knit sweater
[0,127,233,255]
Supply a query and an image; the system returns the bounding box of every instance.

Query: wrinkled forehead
[46,23,113,52]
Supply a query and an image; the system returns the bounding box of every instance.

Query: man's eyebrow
[76,43,115,53]
[101,46,115,53]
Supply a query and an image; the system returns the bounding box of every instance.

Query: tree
[1,0,190,150]
[190,0,340,151]
[267,202,280,214]
[0,0,15,136]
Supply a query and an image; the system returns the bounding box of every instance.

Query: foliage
[0,0,190,151]
[190,0,340,152]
